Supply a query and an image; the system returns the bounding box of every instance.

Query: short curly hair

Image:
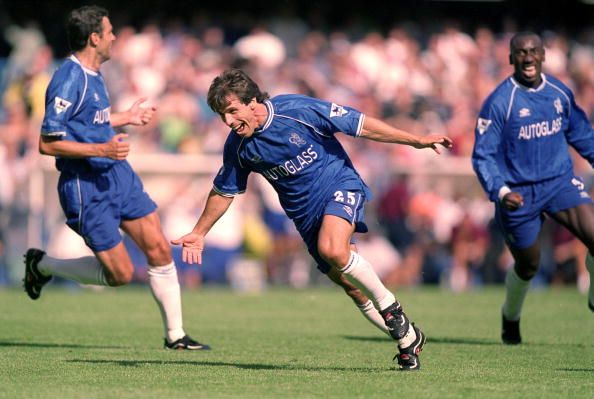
[207,69,270,114]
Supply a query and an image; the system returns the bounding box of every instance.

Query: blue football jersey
[41,55,118,172]
[472,74,594,201]
[213,94,371,231]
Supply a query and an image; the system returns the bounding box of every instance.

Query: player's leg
[550,203,594,311]
[24,238,137,299]
[326,263,390,336]
[23,171,126,298]
[317,214,425,370]
[121,212,210,350]
[495,183,547,345]
[501,242,540,344]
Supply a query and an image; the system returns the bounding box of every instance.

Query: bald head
[510,32,543,52]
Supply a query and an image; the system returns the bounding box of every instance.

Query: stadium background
[0,0,593,292]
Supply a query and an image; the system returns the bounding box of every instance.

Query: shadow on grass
[343,335,501,346]
[0,340,124,349]
[556,368,594,373]
[343,335,590,348]
[66,359,384,372]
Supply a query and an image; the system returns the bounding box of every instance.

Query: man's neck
[73,49,102,72]
[254,102,269,128]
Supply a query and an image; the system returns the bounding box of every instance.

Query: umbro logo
[250,154,263,164]
[519,108,531,117]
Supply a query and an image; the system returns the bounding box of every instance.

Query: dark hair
[207,69,269,114]
[67,5,109,52]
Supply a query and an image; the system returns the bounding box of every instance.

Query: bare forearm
[110,111,131,127]
[360,115,453,153]
[360,116,422,145]
[39,136,108,158]
[192,190,235,235]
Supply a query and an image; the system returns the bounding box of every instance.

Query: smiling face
[219,94,260,138]
[509,33,545,88]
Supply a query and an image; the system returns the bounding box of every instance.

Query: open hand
[171,232,205,265]
[128,98,157,126]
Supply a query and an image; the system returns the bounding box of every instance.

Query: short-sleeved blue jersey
[472,74,594,202]
[213,94,371,232]
[42,55,118,172]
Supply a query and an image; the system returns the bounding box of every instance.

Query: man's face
[219,94,259,138]
[509,35,545,87]
[95,17,116,62]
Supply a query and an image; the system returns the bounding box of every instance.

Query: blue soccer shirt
[472,74,594,202]
[41,55,118,172]
[213,94,371,231]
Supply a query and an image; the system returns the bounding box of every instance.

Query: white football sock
[502,267,530,321]
[585,253,594,306]
[340,251,396,312]
[398,323,417,348]
[356,299,390,336]
[148,262,185,342]
[38,255,108,285]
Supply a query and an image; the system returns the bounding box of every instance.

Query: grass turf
[0,285,592,398]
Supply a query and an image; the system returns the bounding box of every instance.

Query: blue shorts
[57,161,157,252]
[495,172,592,249]
[298,188,368,274]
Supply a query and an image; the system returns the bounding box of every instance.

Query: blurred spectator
[448,212,489,291]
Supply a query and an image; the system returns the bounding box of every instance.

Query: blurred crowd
[1,13,593,292]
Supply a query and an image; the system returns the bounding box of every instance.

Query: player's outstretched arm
[39,133,130,160]
[170,190,235,265]
[360,116,453,154]
[111,98,157,127]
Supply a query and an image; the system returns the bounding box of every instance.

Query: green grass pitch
[1,285,592,398]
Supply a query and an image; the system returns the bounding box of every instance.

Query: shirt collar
[70,54,99,76]
[510,73,546,92]
[255,100,274,133]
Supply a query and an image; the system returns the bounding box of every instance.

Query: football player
[472,31,594,345]
[173,68,452,369]
[23,5,208,351]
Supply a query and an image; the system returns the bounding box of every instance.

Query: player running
[23,5,208,350]
[472,31,594,344]
[173,68,452,369]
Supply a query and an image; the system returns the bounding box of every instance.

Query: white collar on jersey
[254,100,274,133]
[510,73,546,92]
[69,54,99,76]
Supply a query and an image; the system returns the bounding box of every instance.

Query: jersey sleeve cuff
[212,185,242,197]
[498,186,511,201]
[41,130,67,137]
[355,114,365,137]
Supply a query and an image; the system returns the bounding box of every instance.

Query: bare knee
[143,239,172,266]
[106,267,134,286]
[318,241,350,268]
